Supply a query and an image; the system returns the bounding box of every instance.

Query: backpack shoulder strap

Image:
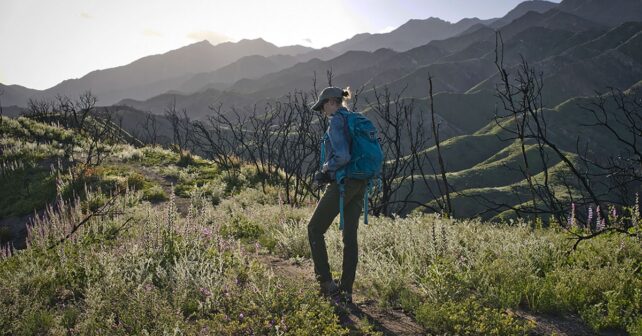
[335,110,352,148]
[320,132,329,170]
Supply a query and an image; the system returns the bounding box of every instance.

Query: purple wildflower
[202,227,212,239]
[587,206,593,228]
[568,202,577,228]
[281,317,287,331]
[200,287,211,297]
[597,218,606,231]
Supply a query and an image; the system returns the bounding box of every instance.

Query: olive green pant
[308,178,367,294]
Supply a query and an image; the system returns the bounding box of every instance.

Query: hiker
[308,86,368,305]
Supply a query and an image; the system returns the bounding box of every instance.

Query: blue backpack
[320,109,384,230]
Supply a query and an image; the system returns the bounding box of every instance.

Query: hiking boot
[319,280,341,301]
[340,291,353,305]
[335,279,353,305]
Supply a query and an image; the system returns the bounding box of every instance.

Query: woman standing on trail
[308,86,367,305]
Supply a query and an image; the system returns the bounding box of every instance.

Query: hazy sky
[0,0,561,90]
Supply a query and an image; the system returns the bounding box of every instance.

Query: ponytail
[341,86,352,107]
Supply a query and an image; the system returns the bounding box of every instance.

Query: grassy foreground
[1,116,641,335]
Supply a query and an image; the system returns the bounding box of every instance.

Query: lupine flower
[596,206,601,228]
[634,193,640,221]
[587,206,593,228]
[202,227,212,239]
[200,287,211,297]
[567,202,577,228]
[612,207,618,219]
[597,218,606,231]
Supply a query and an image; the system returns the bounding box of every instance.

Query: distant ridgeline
[2,0,642,222]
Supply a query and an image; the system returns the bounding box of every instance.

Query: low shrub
[416,297,534,335]
[143,186,168,203]
[126,172,146,191]
[220,214,264,242]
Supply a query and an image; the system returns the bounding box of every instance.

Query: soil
[257,254,426,335]
[257,253,610,336]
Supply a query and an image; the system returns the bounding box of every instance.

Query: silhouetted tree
[0,89,4,126]
[164,98,193,153]
[491,32,641,249]
[141,113,159,145]
[428,76,453,216]
[366,86,426,216]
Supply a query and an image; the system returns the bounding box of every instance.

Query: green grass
[410,132,507,173]
[2,109,641,335]
[0,116,78,145]
[0,190,349,335]
[0,166,57,218]
[142,185,168,203]
[242,197,642,334]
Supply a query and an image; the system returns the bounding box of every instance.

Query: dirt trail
[256,253,606,336]
[129,164,423,334]
[257,254,426,336]
[136,165,191,214]
[135,166,603,336]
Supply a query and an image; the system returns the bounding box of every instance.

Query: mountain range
[2,0,569,107]
[1,38,313,106]
[3,0,642,218]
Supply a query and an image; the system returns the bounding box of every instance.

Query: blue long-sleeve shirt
[322,107,351,176]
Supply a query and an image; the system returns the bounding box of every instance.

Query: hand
[313,171,332,186]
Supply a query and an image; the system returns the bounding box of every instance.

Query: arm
[322,114,351,173]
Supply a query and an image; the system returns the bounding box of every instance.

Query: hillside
[489,0,559,28]
[393,84,642,219]
[203,10,620,107]
[118,88,258,120]
[0,116,640,335]
[177,54,300,94]
[329,17,485,53]
[2,1,641,222]
[557,0,642,26]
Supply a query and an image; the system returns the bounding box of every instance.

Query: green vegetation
[1,116,640,335]
[0,117,78,217]
[142,185,168,203]
[0,166,57,218]
[249,201,641,334]
[198,178,641,334]
[0,190,347,335]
